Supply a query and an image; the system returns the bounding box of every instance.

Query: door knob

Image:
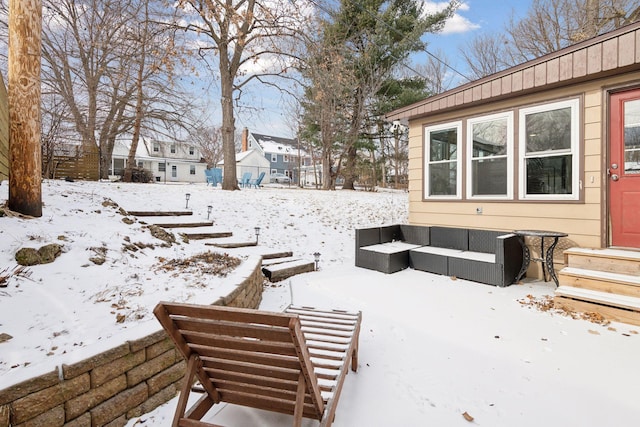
[611,174,619,181]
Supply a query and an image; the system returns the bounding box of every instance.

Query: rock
[15,248,41,266]
[38,244,63,264]
[0,332,13,343]
[15,244,63,266]
[148,225,176,245]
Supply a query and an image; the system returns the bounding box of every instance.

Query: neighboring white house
[110,138,207,183]
[217,148,271,183]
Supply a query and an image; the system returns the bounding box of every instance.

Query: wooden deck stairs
[555,248,640,326]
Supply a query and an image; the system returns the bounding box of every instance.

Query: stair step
[564,248,640,276]
[177,227,233,240]
[127,210,193,217]
[554,286,640,327]
[559,267,640,298]
[261,260,315,282]
[555,285,640,311]
[149,221,214,228]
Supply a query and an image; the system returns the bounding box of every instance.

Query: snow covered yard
[1,180,639,426]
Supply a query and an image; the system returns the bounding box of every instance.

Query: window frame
[189,165,196,175]
[423,121,462,200]
[466,112,514,200]
[518,98,580,201]
[271,154,277,163]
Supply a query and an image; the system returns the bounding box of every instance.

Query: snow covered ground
[1,180,639,427]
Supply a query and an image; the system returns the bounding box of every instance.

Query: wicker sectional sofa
[355,224,523,287]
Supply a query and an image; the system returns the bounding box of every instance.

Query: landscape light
[254,227,261,244]
[207,205,212,220]
[314,252,321,271]
[185,193,191,209]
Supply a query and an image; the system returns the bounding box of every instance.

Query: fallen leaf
[588,329,600,335]
[462,411,474,422]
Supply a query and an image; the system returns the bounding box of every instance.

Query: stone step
[144,220,214,228]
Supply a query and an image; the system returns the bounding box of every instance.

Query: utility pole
[8,0,43,217]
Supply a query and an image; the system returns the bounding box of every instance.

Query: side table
[514,230,568,286]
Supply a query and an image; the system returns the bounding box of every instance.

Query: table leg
[539,237,547,282]
[515,235,530,283]
[545,237,561,287]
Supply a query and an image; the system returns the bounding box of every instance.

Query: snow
[1,180,639,427]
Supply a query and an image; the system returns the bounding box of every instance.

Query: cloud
[423,1,481,35]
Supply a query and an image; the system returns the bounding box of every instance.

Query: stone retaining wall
[0,257,265,427]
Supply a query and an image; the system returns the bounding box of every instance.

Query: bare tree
[191,125,223,167]
[175,0,304,190]
[461,0,640,78]
[459,33,508,80]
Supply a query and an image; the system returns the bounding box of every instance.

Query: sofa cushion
[356,228,380,247]
[361,241,422,254]
[448,250,496,263]
[379,225,402,243]
[468,229,506,254]
[400,225,430,246]
[430,227,468,250]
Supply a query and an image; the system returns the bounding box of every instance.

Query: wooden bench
[154,302,362,427]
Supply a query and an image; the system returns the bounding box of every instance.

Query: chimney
[241,128,248,152]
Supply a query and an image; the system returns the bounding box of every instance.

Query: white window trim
[518,98,580,201]
[271,154,277,162]
[466,112,514,200]
[424,121,462,200]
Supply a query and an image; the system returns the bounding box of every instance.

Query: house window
[158,162,166,172]
[153,143,159,152]
[137,161,143,168]
[519,99,579,199]
[171,165,177,178]
[283,155,289,163]
[424,122,462,199]
[190,165,196,175]
[271,169,278,174]
[271,154,277,162]
[170,144,176,154]
[467,112,513,199]
[189,146,195,155]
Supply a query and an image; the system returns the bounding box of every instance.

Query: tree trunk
[341,145,357,190]
[220,67,238,190]
[8,0,42,217]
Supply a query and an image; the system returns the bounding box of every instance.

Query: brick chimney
[241,127,248,152]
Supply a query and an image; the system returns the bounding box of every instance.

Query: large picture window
[467,112,513,199]
[424,122,461,199]
[519,99,579,199]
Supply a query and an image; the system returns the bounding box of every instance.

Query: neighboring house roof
[112,139,151,158]
[386,21,640,122]
[217,149,270,167]
[251,132,308,157]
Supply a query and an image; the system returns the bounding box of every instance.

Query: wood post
[8,0,42,217]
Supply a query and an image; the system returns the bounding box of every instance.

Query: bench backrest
[430,226,468,250]
[153,302,325,421]
[469,229,506,254]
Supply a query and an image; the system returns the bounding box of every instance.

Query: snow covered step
[558,267,640,298]
[554,285,640,327]
[262,259,315,282]
[127,210,193,217]
[176,227,233,240]
[143,219,213,228]
[563,247,640,276]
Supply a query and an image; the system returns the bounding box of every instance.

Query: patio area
[129,265,640,426]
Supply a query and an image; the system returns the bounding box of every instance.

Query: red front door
[609,89,640,248]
